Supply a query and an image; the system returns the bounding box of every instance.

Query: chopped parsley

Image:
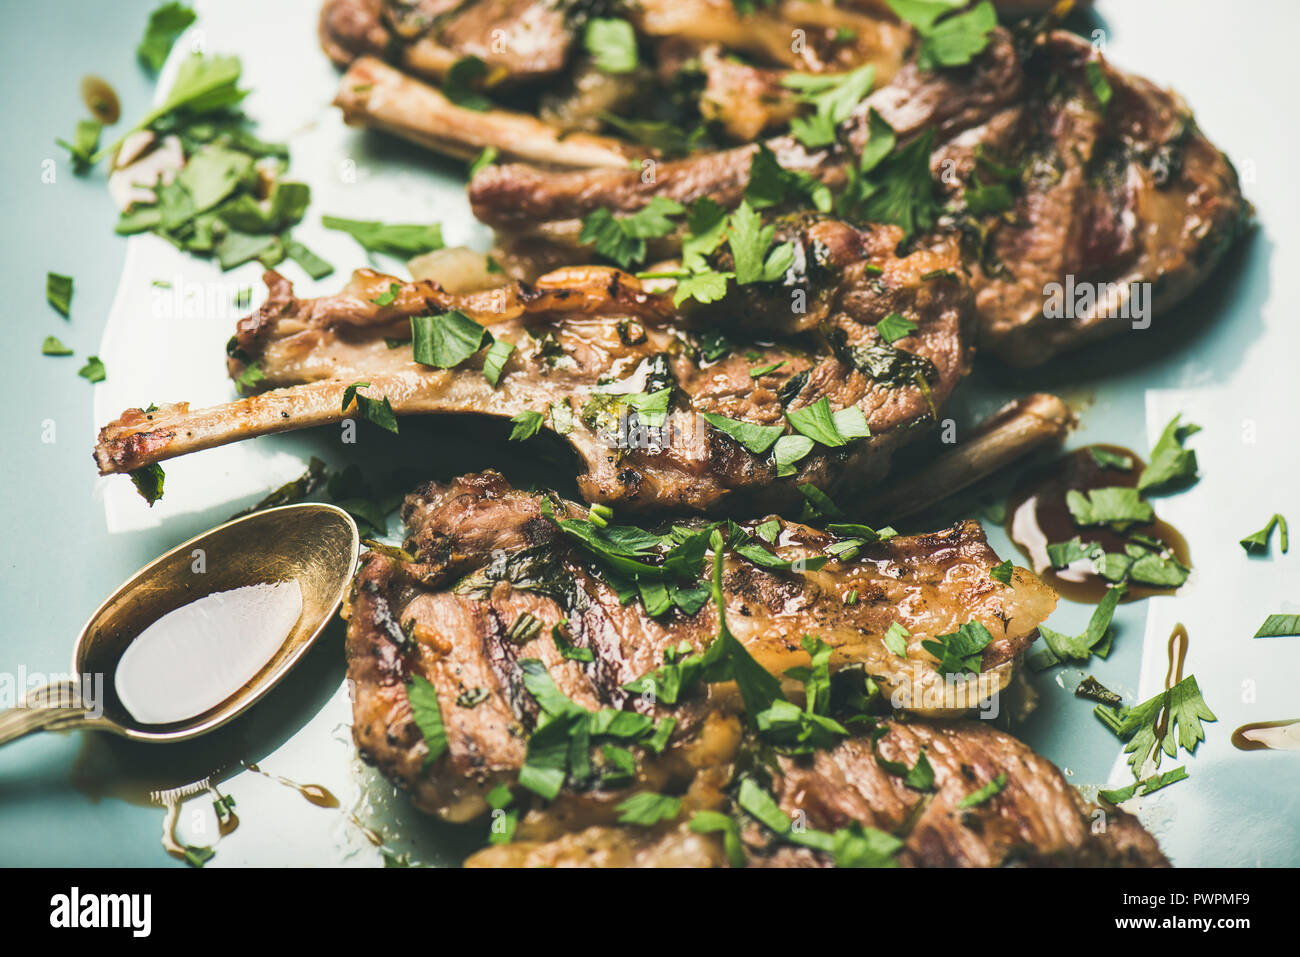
[46,273,73,317]
[1095,673,1216,777]
[989,559,1013,584]
[78,355,106,383]
[1085,61,1113,111]
[411,311,487,368]
[1028,584,1124,671]
[41,336,74,356]
[876,313,917,344]
[957,772,1006,809]
[1089,447,1134,471]
[1240,514,1288,555]
[129,463,166,506]
[727,200,793,284]
[744,144,831,213]
[340,382,399,433]
[1098,766,1188,804]
[783,63,876,150]
[689,811,746,867]
[584,18,639,74]
[1253,614,1300,639]
[883,621,910,658]
[137,1,196,72]
[1065,487,1153,531]
[442,56,492,111]
[774,434,815,477]
[509,410,545,441]
[322,215,444,257]
[468,145,498,179]
[56,120,102,174]
[482,338,515,387]
[921,619,994,676]
[888,0,997,71]
[614,792,681,826]
[580,196,684,269]
[1138,414,1200,492]
[406,674,449,767]
[700,413,783,455]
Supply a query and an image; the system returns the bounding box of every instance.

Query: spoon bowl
[0,503,358,746]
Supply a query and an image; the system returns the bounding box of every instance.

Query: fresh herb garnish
[1098,766,1188,804]
[1065,487,1153,531]
[883,621,910,658]
[482,338,515,387]
[584,18,639,74]
[41,336,74,356]
[406,674,449,767]
[876,313,917,344]
[129,463,166,506]
[783,63,875,150]
[1028,584,1124,671]
[989,560,1013,584]
[1240,514,1289,555]
[888,0,997,70]
[322,215,444,257]
[614,792,681,826]
[1090,446,1134,471]
[957,772,1007,809]
[442,56,492,111]
[46,273,73,318]
[137,2,196,72]
[580,197,684,269]
[340,382,399,434]
[700,412,783,455]
[468,145,498,179]
[56,120,102,174]
[1253,614,1300,638]
[411,311,487,368]
[1095,674,1216,776]
[509,410,545,441]
[727,200,793,284]
[78,355,106,383]
[1138,414,1200,492]
[921,620,994,676]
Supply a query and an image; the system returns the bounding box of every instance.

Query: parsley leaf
[1065,487,1153,531]
[482,338,515,387]
[322,216,444,257]
[584,18,639,74]
[1254,614,1300,639]
[883,621,910,657]
[957,772,1007,809]
[406,674,449,767]
[137,2,196,72]
[889,0,997,71]
[728,201,793,284]
[1089,446,1134,471]
[786,397,847,447]
[468,145,498,179]
[509,410,545,441]
[41,335,73,357]
[341,381,399,433]
[783,64,875,149]
[921,620,994,676]
[774,434,814,477]
[701,412,783,455]
[1028,584,1124,671]
[852,129,938,239]
[990,559,1013,584]
[689,811,746,867]
[46,273,73,318]
[411,311,487,368]
[55,119,102,174]
[1138,414,1200,492]
[78,355,106,383]
[580,197,684,269]
[1097,674,1216,777]
[129,463,166,506]
[744,144,832,213]
[442,56,492,111]
[1098,766,1188,804]
[876,312,917,344]
[1240,514,1288,555]
[614,791,681,826]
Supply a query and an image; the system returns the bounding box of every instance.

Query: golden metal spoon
[0,503,358,747]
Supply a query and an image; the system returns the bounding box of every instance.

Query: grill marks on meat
[95,228,973,515]
[467,721,1168,868]
[964,31,1250,365]
[344,471,1056,821]
[470,28,1248,366]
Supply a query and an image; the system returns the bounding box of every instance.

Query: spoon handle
[0,681,94,747]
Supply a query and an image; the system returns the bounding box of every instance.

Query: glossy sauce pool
[1005,445,1190,604]
[114,581,303,726]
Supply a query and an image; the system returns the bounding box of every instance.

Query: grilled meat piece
[95,224,974,514]
[470,28,1249,365]
[345,470,1057,822]
[321,0,574,85]
[467,721,1167,868]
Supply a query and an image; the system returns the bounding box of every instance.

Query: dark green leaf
[411,310,487,368]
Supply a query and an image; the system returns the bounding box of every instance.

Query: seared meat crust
[95,224,973,515]
[344,471,1055,821]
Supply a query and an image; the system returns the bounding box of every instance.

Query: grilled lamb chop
[321,0,574,86]
[94,223,976,514]
[469,28,1249,365]
[466,722,1167,868]
[345,471,1057,820]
